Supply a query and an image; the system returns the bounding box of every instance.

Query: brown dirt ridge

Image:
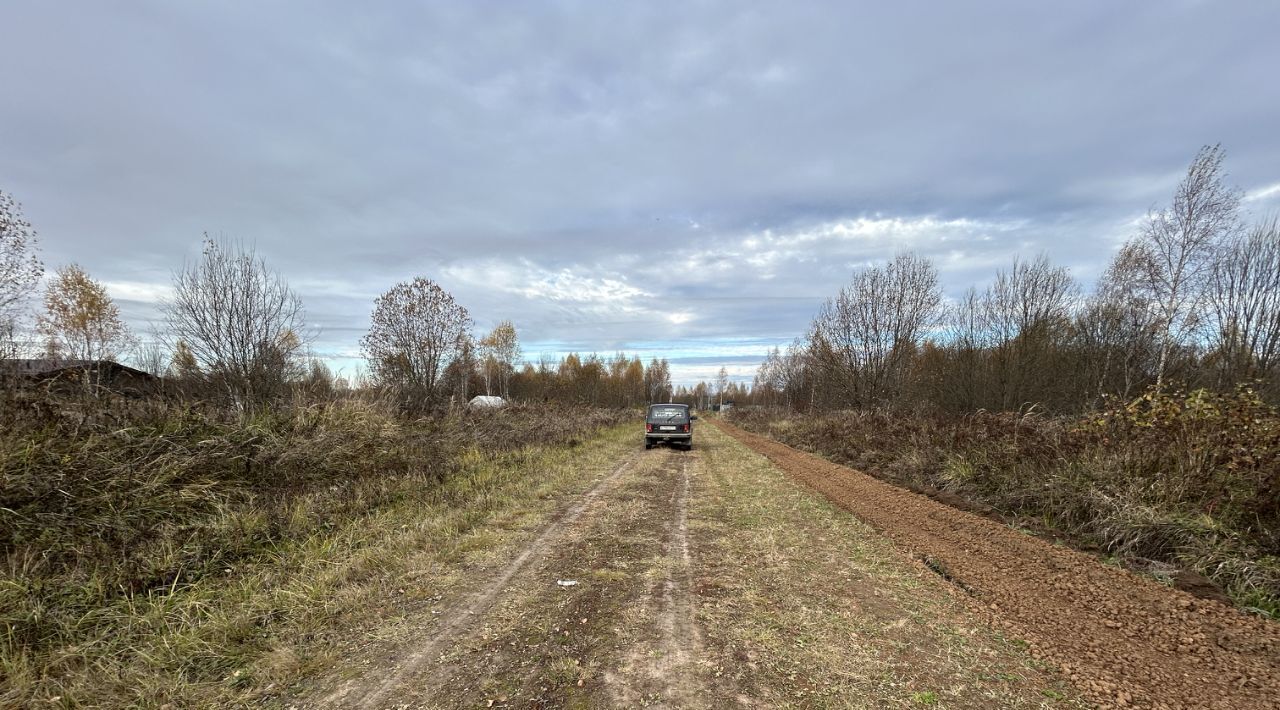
[712,418,1280,709]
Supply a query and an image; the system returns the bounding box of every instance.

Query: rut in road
[656,457,701,702]
[620,455,704,707]
[320,450,641,708]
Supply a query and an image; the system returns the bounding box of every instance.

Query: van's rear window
[650,407,686,419]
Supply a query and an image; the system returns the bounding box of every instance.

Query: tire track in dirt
[599,449,709,708]
[319,450,642,708]
[652,456,704,706]
[714,418,1280,710]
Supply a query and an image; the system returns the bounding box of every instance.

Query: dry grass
[321,447,686,709]
[729,386,1280,617]
[0,395,632,707]
[690,424,1083,708]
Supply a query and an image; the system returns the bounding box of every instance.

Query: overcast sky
[3,1,1279,385]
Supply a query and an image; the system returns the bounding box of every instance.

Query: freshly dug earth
[713,418,1280,709]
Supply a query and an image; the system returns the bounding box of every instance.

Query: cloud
[442,260,656,325]
[516,269,650,306]
[3,1,1278,385]
[631,214,1077,301]
[1245,182,1280,205]
[102,281,172,305]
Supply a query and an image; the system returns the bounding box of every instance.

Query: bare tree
[983,254,1079,341]
[810,251,941,406]
[754,337,818,411]
[131,341,171,377]
[38,264,133,362]
[754,347,784,407]
[162,237,308,406]
[932,287,986,411]
[1,190,43,360]
[981,254,1080,409]
[1084,244,1163,399]
[361,276,471,409]
[1125,145,1242,388]
[1208,216,1280,384]
[478,320,521,398]
[644,357,671,403]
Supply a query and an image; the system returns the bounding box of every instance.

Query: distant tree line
[753,145,1280,413]
[504,353,666,406]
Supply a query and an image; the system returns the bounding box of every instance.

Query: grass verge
[1,399,633,707]
[689,424,1083,709]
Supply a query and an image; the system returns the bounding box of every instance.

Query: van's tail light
[682,423,690,432]
[645,423,653,433]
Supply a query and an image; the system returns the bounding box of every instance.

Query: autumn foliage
[38,264,132,362]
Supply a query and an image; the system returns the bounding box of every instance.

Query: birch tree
[1126,145,1242,388]
[479,320,520,398]
[38,264,132,362]
[644,357,671,403]
[1,190,42,360]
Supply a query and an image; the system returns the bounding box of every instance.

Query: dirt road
[294,423,1077,708]
[291,420,1276,709]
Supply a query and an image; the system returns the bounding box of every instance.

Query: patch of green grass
[1238,590,1280,620]
[911,690,939,705]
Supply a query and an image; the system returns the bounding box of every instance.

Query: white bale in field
[468,395,507,408]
